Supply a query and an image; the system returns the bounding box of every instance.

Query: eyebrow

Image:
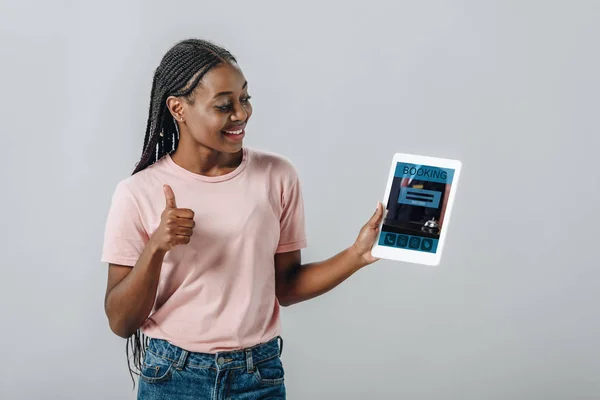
[213,81,248,98]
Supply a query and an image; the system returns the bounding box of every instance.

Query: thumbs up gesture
[150,185,195,253]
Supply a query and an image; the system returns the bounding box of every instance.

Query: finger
[172,208,195,219]
[164,184,177,209]
[175,235,191,245]
[175,218,195,229]
[174,227,194,236]
[368,202,384,228]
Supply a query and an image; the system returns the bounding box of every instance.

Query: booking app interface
[379,163,455,253]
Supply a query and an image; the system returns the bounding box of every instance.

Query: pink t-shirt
[101,147,307,353]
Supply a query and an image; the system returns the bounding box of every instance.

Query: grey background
[1,0,599,399]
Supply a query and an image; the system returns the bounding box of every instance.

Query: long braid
[126,38,236,390]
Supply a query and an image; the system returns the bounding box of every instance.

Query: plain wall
[1,0,599,399]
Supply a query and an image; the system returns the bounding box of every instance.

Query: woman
[102,38,383,399]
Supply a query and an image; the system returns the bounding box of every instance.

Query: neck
[170,139,243,177]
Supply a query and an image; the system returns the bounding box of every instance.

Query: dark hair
[132,38,237,175]
[126,38,236,389]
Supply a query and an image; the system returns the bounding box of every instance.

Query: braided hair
[126,38,236,388]
[132,38,237,175]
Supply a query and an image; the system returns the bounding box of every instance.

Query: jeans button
[217,357,225,365]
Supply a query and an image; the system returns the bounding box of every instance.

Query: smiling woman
[101,38,383,399]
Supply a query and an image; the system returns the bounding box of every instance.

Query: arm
[103,184,194,338]
[275,203,384,307]
[104,242,166,338]
[275,247,364,307]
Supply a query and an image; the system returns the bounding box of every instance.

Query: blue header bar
[394,163,455,184]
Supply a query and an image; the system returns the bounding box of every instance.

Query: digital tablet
[371,153,462,266]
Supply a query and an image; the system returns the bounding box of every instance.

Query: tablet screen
[378,162,456,253]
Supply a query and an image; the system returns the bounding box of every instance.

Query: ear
[166,96,185,122]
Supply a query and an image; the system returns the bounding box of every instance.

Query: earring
[159,132,164,137]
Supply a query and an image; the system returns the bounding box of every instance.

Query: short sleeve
[276,172,308,253]
[101,181,149,266]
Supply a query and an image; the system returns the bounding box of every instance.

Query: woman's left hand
[351,202,385,266]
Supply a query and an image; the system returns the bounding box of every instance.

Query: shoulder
[110,157,168,200]
[248,147,300,182]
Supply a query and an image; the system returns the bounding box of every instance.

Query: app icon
[409,237,421,249]
[396,235,408,247]
[384,233,396,246]
[421,238,433,251]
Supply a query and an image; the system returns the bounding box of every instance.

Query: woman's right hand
[150,184,195,253]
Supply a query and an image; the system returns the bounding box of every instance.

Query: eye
[216,103,233,112]
[215,95,251,113]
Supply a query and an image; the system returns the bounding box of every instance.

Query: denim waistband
[145,336,283,372]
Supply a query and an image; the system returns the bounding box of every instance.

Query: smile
[222,123,246,135]
[223,128,244,135]
[221,124,246,142]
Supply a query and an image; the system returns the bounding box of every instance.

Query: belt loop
[245,348,254,373]
[277,336,283,357]
[175,349,189,371]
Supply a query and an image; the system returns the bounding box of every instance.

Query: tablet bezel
[371,153,462,266]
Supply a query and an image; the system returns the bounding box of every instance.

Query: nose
[230,102,248,122]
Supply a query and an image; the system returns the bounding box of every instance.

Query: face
[167,62,252,153]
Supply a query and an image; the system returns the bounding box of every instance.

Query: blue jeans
[137,336,286,399]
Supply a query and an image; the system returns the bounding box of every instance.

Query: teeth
[224,129,243,135]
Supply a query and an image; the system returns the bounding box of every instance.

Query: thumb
[163,184,177,209]
[368,202,384,228]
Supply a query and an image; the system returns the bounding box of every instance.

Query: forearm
[279,246,365,306]
[105,240,166,338]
